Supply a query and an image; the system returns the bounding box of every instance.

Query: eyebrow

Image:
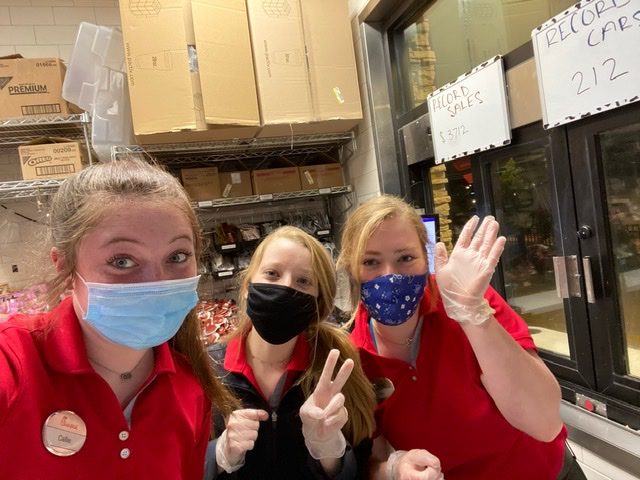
[101,234,193,248]
[261,262,313,276]
[364,247,418,256]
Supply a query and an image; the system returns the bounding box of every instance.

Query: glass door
[477,124,596,391]
[568,103,640,411]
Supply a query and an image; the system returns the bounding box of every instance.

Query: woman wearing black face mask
[205,226,375,480]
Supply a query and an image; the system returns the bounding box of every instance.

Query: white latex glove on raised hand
[216,408,269,473]
[299,349,353,460]
[387,449,444,480]
[434,215,506,326]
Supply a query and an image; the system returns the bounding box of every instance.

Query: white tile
[53,6,94,25]
[580,448,640,480]
[0,7,10,25]
[353,168,380,197]
[0,44,16,55]
[0,220,21,244]
[34,24,77,44]
[94,6,119,26]
[73,0,115,6]
[57,43,72,62]
[14,44,59,58]
[9,6,54,25]
[31,0,74,5]
[581,464,611,480]
[0,25,35,44]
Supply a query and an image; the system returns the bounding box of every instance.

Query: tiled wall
[346,0,381,206]
[0,0,120,63]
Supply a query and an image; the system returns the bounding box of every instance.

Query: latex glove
[434,215,506,325]
[387,449,444,480]
[300,349,354,459]
[216,408,269,473]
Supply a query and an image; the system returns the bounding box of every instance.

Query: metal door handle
[553,256,568,298]
[553,255,582,299]
[582,256,596,303]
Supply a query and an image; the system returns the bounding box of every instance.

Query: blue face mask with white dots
[74,274,200,349]
[360,273,427,326]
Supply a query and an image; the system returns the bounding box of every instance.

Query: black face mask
[247,283,318,345]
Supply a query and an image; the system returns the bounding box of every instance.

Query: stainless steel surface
[553,256,569,299]
[0,113,90,147]
[582,256,596,303]
[561,401,640,473]
[0,179,64,201]
[400,112,433,165]
[360,21,401,195]
[194,186,352,210]
[575,393,608,418]
[111,132,354,164]
[566,255,582,298]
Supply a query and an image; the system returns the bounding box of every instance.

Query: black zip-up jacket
[205,343,371,480]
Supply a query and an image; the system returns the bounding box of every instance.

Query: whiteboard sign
[532,0,640,129]
[427,56,511,164]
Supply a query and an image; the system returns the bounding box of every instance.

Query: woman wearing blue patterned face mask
[337,195,566,480]
[0,158,237,480]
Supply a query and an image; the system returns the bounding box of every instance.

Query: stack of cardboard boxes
[119,0,362,142]
[181,162,346,201]
[0,55,85,181]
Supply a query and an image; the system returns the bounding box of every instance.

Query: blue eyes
[108,251,193,269]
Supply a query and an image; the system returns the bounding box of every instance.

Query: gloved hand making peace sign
[300,348,353,459]
[434,215,506,326]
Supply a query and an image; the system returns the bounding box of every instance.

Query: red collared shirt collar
[224,329,310,374]
[44,296,177,377]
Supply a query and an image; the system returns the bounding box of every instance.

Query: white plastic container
[63,22,134,161]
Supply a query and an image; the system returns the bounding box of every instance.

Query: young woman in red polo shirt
[0,158,237,479]
[337,195,566,480]
[205,226,377,479]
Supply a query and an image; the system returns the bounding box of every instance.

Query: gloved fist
[216,408,269,473]
[387,449,444,480]
[434,215,506,325]
[300,349,353,459]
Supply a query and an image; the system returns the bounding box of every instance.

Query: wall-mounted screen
[421,214,439,274]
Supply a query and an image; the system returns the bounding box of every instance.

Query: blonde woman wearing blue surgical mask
[0,158,237,480]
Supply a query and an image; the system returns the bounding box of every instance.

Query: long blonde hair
[337,194,436,314]
[46,157,238,418]
[231,226,375,445]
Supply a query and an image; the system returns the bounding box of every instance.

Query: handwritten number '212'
[571,58,629,95]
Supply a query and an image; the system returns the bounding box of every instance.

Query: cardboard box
[181,166,220,201]
[301,0,362,132]
[219,171,253,198]
[246,0,362,136]
[252,167,301,195]
[246,0,312,131]
[299,163,345,190]
[18,138,84,180]
[119,0,259,136]
[192,0,259,126]
[0,56,72,120]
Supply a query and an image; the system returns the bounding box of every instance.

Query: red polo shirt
[0,297,211,480]
[223,332,310,400]
[351,283,566,480]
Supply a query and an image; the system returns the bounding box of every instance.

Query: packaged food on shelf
[196,298,238,346]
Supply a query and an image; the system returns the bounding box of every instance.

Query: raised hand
[389,449,444,480]
[434,215,506,325]
[299,349,354,459]
[216,408,269,473]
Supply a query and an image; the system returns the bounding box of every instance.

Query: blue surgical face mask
[361,273,427,326]
[74,274,200,349]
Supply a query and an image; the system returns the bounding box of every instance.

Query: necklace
[246,346,293,368]
[89,351,150,381]
[372,320,419,347]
